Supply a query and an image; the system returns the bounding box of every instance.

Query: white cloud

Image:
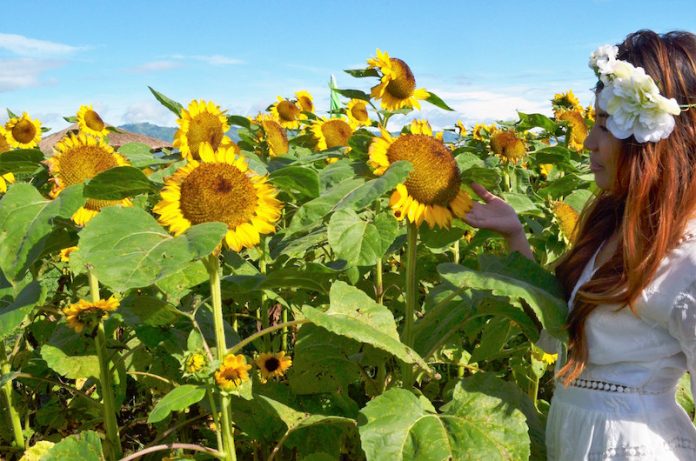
[169,54,244,66]
[0,33,82,57]
[120,100,177,126]
[0,58,62,92]
[129,60,182,73]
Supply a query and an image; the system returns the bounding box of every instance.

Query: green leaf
[0,183,85,282]
[413,293,473,357]
[227,114,251,129]
[335,88,371,102]
[516,112,558,133]
[259,394,355,433]
[478,251,564,298]
[438,263,567,340]
[455,151,485,171]
[84,166,158,200]
[63,115,78,123]
[469,317,513,363]
[0,280,45,340]
[41,431,103,461]
[425,91,454,111]
[148,384,206,423]
[460,166,500,190]
[303,282,430,371]
[419,222,466,250]
[344,68,380,78]
[327,209,394,267]
[41,325,100,379]
[500,192,542,216]
[156,261,209,301]
[222,265,336,297]
[78,207,227,291]
[287,178,365,235]
[0,149,44,175]
[119,294,180,326]
[269,166,321,199]
[564,189,594,213]
[537,174,590,199]
[118,143,171,168]
[334,160,412,211]
[148,86,183,117]
[272,228,328,260]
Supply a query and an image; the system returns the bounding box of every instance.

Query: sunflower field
[0,49,633,461]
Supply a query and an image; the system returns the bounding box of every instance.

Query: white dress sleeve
[668,279,696,393]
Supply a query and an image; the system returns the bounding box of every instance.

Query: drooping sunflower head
[63,296,119,334]
[154,143,283,252]
[183,352,208,375]
[59,246,79,262]
[214,353,251,392]
[490,130,527,163]
[254,114,289,157]
[76,105,108,138]
[552,200,579,244]
[369,130,472,228]
[551,90,582,115]
[556,109,588,151]
[310,117,353,151]
[47,133,132,225]
[270,97,304,129]
[5,112,42,149]
[173,100,230,161]
[346,99,371,128]
[294,90,314,113]
[455,120,467,137]
[367,49,429,111]
[255,351,292,381]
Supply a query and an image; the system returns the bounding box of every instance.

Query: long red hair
[555,30,696,384]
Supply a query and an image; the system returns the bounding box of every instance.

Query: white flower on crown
[589,44,681,143]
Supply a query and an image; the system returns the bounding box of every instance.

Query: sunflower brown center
[85,110,105,132]
[350,102,369,122]
[491,131,526,160]
[321,120,352,148]
[385,58,417,99]
[179,163,258,228]
[12,119,37,144]
[277,100,300,122]
[220,367,241,382]
[187,113,225,158]
[264,357,280,372]
[387,134,460,205]
[262,121,289,155]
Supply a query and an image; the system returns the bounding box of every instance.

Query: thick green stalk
[259,252,270,350]
[0,344,24,449]
[374,258,384,304]
[401,222,419,385]
[89,270,121,461]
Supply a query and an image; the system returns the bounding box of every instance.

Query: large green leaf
[0,148,44,175]
[269,165,321,199]
[78,207,227,291]
[222,265,335,297]
[413,292,473,358]
[334,160,412,211]
[83,166,158,200]
[148,86,183,116]
[438,263,567,340]
[155,260,209,301]
[41,431,103,461]
[500,192,543,216]
[516,112,558,133]
[343,68,380,78]
[118,293,180,327]
[118,142,171,168]
[425,91,454,111]
[537,173,590,199]
[147,384,206,423]
[287,178,365,235]
[327,209,398,267]
[259,394,355,433]
[302,282,430,371]
[41,325,100,379]
[0,183,85,282]
[0,279,45,340]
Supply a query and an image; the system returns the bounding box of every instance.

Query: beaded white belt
[570,378,638,393]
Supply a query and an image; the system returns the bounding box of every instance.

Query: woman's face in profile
[584,106,622,191]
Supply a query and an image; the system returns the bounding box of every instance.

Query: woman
[465,30,696,460]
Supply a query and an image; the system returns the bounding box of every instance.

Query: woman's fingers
[470,182,498,203]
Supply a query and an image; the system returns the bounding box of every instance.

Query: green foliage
[41,431,104,461]
[0,148,44,175]
[147,384,207,423]
[84,166,159,200]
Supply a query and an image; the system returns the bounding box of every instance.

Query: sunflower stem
[452,240,460,264]
[206,390,224,453]
[401,222,419,385]
[0,343,24,450]
[259,245,269,350]
[374,258,384,304]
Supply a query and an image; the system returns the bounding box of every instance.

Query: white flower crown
[589,45,683,143]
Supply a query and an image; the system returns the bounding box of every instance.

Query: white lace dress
[546,219,696,461]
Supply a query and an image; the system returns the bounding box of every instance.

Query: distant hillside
[118,122,242,143]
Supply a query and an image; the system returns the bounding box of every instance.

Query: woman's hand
[463,183,524,238]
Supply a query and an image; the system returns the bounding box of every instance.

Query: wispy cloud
[0,58,62,92]
[0,33,83,57]
[120,100,177,126]
[129,60,182,73]
[170,54,244,66]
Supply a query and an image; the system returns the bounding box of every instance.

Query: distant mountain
[118,122,242,143]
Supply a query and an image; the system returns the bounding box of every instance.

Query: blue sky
[2,0,695,133]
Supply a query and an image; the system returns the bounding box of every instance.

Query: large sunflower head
[369,129,472,228]
[346,99,371,128]
[255,115,289,157]
[367,49,429,111]
[76,105,108,138]
[490,130,527,163]
[294,90,315,113]
[173,100,230,161]
[310,117,353,151]
[214,353,251,392]
[551,200,579,244]
[47,133,132,226]
[5,112,41,149]
[270,97,304,129]
[556,109,588,151]
[551,90,582,116]
[63,296,119,334]
[255,351,292,382]
[154,143,283,252]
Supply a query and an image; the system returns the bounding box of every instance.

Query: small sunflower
[295,90,315,113]
[551,90,582,115]
[0,126,15,193]
[47,133,132,226]
[455,120,467,138]
[5,112,41,149]
[539,164,554,179]
[556,109,588,152]
[255,351,292,381]
[368,129,472,228]
[154,142,283,252]
[255,115,289,157]
[270,97,304,130]
[408,119,433,136]
[552,200,579,244]
[584,104,595,122]
[367,49,429,111]
[214,353,251,392]
[490,130,526,163]
[183,352,208,375]
[173,100,231,161]
[310,117,353,151]
[76,105,108,138]
[472,123,497,141]
[346,99,371,128]
[532,345,558,366]
[63,296,119,334]
[59,246,79,262]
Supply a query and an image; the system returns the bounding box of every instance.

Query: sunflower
[183,352,208,375]
[214,353,251,392]
[455,120,467,137]
[255,351,292,381]
[270,97,304,129]
[346,99,371,128]
[532,345,558,366]
[367,49,429,111]
[255,115,289,157]
[63,296,119,334]
[490,130,526,163]
[47,133,132,226]
[584,104,595,122]
[59,246,79,262]
[0,126,15,193]
[408,119,433,136]
[552,200,579,244]
[540,163,554,179]
[154,142,283,252]
[310,117,353,151]
[5,112,41,149]
[472,123,497,141]
[295,90,315,113]
[173,100,231,161]
[368,129,472,228]
[76,105,108,138]
[556,109,588,151]
[551,90,582,115]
